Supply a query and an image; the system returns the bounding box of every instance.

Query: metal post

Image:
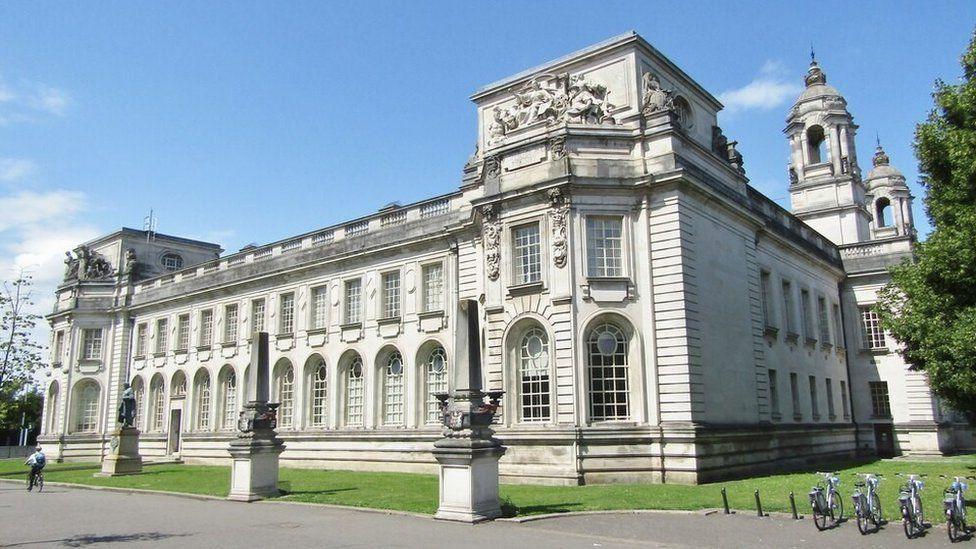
[755,489,764,517]
[789,491,799,520]
[721,487,730,514]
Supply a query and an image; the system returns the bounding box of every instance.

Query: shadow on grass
[278,487,357,497]
[3,532,190,547]
[501,498,584,518]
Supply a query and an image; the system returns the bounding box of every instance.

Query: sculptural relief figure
[117,383,136,428]
[565,75,615,124]
[75,245,114,280]
[547,188,569,268]
[641,72,674,115]
[63,251,80,280]
[123,248,139,277]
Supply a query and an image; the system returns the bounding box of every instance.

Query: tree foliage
[0,272,44,395]
[877,31,976,420]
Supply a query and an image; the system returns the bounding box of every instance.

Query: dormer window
[806,125,827,164]
[161,252,183,271]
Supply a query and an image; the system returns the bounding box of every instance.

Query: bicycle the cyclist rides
[25,446,46,491]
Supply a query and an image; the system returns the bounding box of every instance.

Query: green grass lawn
[2,455,973,522]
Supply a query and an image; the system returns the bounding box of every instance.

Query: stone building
[39,32,974,484]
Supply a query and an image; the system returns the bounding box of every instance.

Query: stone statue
[75,245,114,280]
[118,383,136,428]
[63,251,79,280]
[123,248,139,277]
[641,72,674,115]
[565,75,615,124]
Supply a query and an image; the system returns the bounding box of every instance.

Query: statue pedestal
[227,401,285,502]
[432,389,506,523]
[96,427,143,477]
[433,440,506,523]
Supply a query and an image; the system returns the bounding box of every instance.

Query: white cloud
[0,73,71,124]
[0,158,36,182]
[718,61,802,115]
[0,190,87,232]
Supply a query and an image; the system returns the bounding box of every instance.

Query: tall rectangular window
[768,369,780,417]
[135,323,148,357]
[199,309,214,347]
[817,296,831,344]
[586,217,623,277]
[809,375,819,419]
[832,303,843,347]
[177,314,190,351]
[781,280,796,335]
[382,271,401,318]
[53,330,65,363]
[801,289,815,341]
[422,263,443,312]
[860,306,886,349]
[790,372,800,420]
[251,299,266,334]
[155,318,168,354]
[279,293,295,334]
[311,286,328,329]
[224,304,239,342]
[513,224,541,285]
[825,378,835,419]
[869,381,892,417]
[82,328,102,360]
[344,279,362,324]
[760,270,775,329]
[840,380,850,419]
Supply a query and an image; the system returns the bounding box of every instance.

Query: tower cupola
[864,142,915,239]
[785,57,872,245]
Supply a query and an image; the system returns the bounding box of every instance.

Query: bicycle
[941,475,973,542]
[809,471,844,530]
[897,473,926,539]
[851,473,883,534]
[26,469,44,493]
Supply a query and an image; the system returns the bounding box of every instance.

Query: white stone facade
[40,32,974,485]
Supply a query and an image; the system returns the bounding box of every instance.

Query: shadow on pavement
[2,532,191,547]
[501,501,584,517]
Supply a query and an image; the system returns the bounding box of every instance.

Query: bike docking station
[226,332,285,502]
[431,299,506,524]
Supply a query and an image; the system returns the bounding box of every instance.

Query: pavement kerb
[0,478,805,525]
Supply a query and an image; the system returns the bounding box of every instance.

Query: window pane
[382,272,401,318]
[587,323,629,421]
[224,305,239,342]
[276,366,294,428]
[519,327,550,422]
[311,363,328,427]
[251,299,266,333]
[200,310,213,347]
[513,225,541,285]
[345,280,362,324]
[345,357,364,426]
[279,294,295,334]
[586,218,623,277]
[423,264,444,312]
[312,287,328,329]
[860,307,886,349]
[155,319,168,353]
[425,347,448,424]
[383,351,404,425]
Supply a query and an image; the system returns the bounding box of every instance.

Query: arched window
[424,346,448,424]
[149,375,165,432]
[807,125,827,164]
[130,376,145,430]
[74,380,100,433]
[219,366,237,430]
[344,354,365,427]
[587,323,630,421]
[382,349,405,426]
[171,371,187,398]
[518,327,551,422]
[193,369,212,430]
[876,197,893,227]
[46,382,59,433]
[274,360,295,429]
[308,356,328,428]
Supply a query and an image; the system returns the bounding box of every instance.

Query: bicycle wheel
[813,507,827,531]
[856,499,869,535]
[869,492,882,530]
[948,511,960,542]
[903,506,920,539]
[37,475,43,493]
[915,496,924,527]
[828,491,844,524]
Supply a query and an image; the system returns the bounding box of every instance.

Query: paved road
[0,483,968,548]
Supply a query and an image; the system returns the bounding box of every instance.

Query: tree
[877,30,976,420]
[0,271,44,395]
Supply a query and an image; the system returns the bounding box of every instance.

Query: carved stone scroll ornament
[548,136,567,160]
[481,205,502,281]
[641,72,675,116]
[547,188,569,268]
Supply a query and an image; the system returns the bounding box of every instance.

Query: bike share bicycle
[851,473,883,534]
[942,474,973,542]
[810,471,844,530]
[897,473,926,539]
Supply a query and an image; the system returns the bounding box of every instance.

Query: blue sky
[2,1,974,317]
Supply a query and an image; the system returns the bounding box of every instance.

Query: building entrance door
[168,409,182,456]
[873,423,895,457]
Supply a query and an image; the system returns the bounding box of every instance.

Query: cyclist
[25,446,46,490]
